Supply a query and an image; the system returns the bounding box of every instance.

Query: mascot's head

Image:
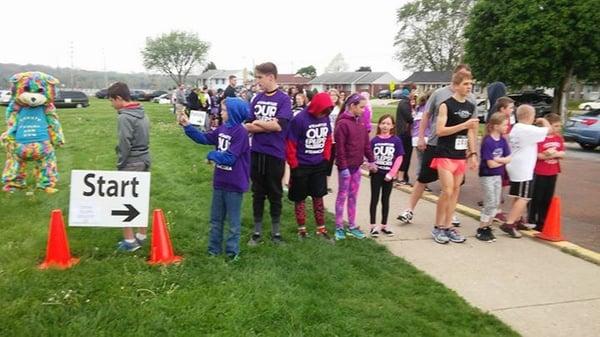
[9,71,59,107]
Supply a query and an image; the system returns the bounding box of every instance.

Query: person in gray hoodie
[108,81,151,252]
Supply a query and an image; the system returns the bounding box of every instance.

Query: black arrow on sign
[111,204,140,222]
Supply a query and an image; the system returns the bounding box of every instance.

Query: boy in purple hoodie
[179,97,250,261]
[286,92,334,241]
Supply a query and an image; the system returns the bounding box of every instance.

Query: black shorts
[288,162,328,202]
[417,145,438,184]
[509,180,533,200]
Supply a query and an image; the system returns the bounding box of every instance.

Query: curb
[359,169,600,265]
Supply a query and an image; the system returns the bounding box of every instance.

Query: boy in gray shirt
[108,81,151,252]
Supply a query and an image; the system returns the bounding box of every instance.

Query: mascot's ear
[44,74,60,85]
[9,72,27,84]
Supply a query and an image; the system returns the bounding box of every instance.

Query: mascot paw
[43,187,59,194]
[2,185,16,193]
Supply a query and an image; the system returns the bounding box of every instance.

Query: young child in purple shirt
[369,114,404,238]
[179,97,250,261]
[477,112,511,242]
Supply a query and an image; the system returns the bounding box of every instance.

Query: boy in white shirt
[501,105,551,238]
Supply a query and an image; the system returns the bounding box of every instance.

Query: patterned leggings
[294,197,325,228]
[335,168,362,229]
[2,141,57,189]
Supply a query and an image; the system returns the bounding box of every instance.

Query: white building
[197,69,253,90]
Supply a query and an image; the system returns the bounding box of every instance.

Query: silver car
[563,109,600,150]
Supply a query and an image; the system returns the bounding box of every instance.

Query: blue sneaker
[117,239,141,252]
[346,227,366,239]
[335,228,346,241]
[432,226,450,244]
[445,228,466,243]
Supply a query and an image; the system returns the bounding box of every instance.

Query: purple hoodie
[334,111,375,170]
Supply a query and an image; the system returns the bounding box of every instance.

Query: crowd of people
[108,61,564,260]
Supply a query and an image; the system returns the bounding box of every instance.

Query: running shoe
[451,215,461,227]
[432,226,450,244]
[397,210,414,224]
[500,223,522,238]
[346,227,366,239]
[380,226,395,237]
[370,227,380,238]
[445,228,466,243]
[117,240,141,252]
[247,233,262,246]
[335,228,346,241]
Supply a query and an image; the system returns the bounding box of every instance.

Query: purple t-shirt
[248,90,292,159]
[205,124,251,192]
[479,135,511,177]
[371,135,404,173]
[287,108,332,166]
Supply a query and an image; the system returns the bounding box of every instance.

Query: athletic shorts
[288,162,328,202]
[430,158,467,176]
[417,145,439,184]
[509,180,533,200]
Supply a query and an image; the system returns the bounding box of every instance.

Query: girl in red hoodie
[334,93,376,241]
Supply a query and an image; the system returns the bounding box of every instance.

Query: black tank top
[435,96,475,159]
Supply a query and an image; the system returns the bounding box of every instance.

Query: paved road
[325,170,600,337]
[399,140,600,253]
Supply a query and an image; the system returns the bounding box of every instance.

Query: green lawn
[0,98,518,336]
[372,105,397,123]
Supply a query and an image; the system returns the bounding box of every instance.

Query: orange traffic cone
[39,209,79,269]
[535,196,565,242]
[148,209,183,265]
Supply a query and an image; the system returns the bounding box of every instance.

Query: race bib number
[455,136,468,150]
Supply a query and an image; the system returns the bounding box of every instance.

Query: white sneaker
[452,215,461,227]
[397,210,414,224]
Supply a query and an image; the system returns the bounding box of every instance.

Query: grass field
[0,98,518,336]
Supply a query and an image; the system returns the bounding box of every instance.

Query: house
[403,70,484,97]
[277,74,311,91]
[197,69,253,90]
[309,72,398,96]
[403,71,452,93]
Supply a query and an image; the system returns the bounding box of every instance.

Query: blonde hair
[486,112,507,135]
[516,104,535,121]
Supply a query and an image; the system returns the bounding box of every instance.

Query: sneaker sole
[432,235,450,244]
[346,232,366,239]
[397,216,412,224]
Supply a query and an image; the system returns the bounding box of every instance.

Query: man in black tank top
[430,72,479,244]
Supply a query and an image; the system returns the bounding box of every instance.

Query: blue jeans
[208,189,243,256]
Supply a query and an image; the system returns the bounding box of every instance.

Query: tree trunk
[553,65,573,123]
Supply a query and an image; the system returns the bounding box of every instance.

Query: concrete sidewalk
[323,172,600,337]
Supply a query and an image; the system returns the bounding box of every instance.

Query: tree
[394,0,474,71]
[356,66,372,72]
[464,0,600,116]
[203,61,217,73]
[324,53,349,73]
[296,65,317,79]
[142,31,210,86]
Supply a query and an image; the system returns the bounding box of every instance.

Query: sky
[1,0,411,80]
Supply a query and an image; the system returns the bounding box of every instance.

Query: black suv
[55,90,90,108]
[507,91,553,117]
[95,89,108,99]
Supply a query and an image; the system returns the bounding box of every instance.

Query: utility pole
[102,48,108,88]
[69,41,74,89]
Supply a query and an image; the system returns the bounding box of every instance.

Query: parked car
[54,90,89,108]
[152,93,172,104]
[563,109,600,150]
[95,89,108,99]
[476,99,488,123]
[130,90,146,101]
[507,91,553,117]
[391,89,404,99]
[0,90,12,105]
[377,89,391,99]
[143,90,167,101]
[578,99,600,111]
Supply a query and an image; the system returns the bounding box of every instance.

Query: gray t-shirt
[426,86,477,146]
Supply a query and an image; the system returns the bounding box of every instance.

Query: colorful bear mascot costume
[1,72,64,193]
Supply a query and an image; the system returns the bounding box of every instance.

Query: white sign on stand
[189,110,207,127]
[68,170,151,227]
